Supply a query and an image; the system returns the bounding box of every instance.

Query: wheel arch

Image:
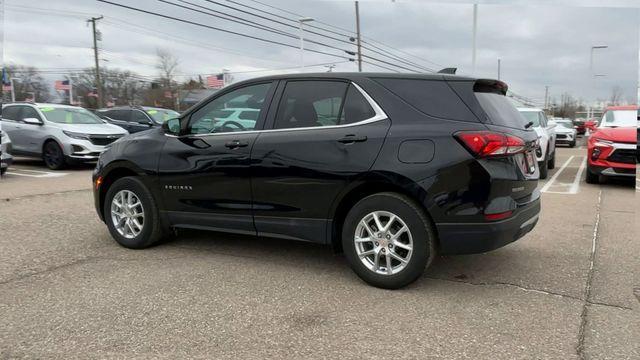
[328,172,438,253]
[97,161,146,220]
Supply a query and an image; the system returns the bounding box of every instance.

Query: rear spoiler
[473,79,508,95]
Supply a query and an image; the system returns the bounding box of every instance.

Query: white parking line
[568,158,587,194]
[5,169,68,178]
[540,156,574,193]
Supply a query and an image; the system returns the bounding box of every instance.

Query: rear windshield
[519,111,540,127]
[475,92,527,129]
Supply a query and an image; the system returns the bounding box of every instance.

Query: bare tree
[156,48,179,88]
[2,65,51,102]
[608,86,624,106]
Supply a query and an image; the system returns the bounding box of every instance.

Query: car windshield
[40,107,104,124]
[145,109,180,123]
[599,110,639,128]
[556,121,574,129]
[518,111,541,127]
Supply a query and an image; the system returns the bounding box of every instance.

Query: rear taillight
[455,131,526,157]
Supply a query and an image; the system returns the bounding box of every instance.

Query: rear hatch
[448,78,539,203]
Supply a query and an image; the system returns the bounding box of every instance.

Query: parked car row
[0,103,128,170]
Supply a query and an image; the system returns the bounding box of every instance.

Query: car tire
[538,157,549,179]
[585,168,600,184]
[342,192,436,289]
[569,140,576,148]
[43,141,66,170]
[547,151,556,170]
[0,167,6,176]
[104,176,165,249]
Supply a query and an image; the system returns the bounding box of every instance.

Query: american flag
[206,74,225,89]
[55,80,71,91]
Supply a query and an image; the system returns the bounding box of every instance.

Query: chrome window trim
[165,81,388,138]
[611,142,636,150]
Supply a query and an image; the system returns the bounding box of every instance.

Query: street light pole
[471,4,478,75]
[497,58,501,80]
[588,45,607,118]
[298,17,314,72]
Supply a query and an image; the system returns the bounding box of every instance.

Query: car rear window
[373,78,477,121]
[475,92,526,129]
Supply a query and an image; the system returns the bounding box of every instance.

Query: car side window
[112,110,131,121]
[274,81,349,129]
[538,112,547,127]
[1,106,20,121]
[132,110,150,124]
[20,106,41,122]
[188,82,272,134]
[339,85,376,124]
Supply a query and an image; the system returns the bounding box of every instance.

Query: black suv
[96,106,180,134]
[93,73,540,289]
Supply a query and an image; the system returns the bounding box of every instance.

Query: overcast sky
[2,0,639,105]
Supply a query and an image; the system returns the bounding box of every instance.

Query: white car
[550,119,577,147]
[1,122,13,176]
[0,103,128,170]
[517,108,556,179]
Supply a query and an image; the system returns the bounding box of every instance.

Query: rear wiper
[524,121,534,129]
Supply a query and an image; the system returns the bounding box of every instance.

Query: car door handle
[224,140,249,149]
[337,135,367,144]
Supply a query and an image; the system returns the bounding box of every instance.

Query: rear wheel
[43,141,66,170]
[342,192,435,289]
[585,167,600,184]
[547,150,556,169]
[538,157,549,179]
[104,177,165,249]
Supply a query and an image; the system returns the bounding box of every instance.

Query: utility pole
[355,1,362,72]
[497,58,501,80]
[544,85,549,111]
[88,16,104,108]
[471,4,478,75]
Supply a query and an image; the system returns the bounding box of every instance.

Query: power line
[96,0,353,61]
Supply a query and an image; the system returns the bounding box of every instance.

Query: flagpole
[68,78,73,105]
[10,78,15,102]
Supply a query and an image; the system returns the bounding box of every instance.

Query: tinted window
[374,78,475,121]
[475,93,527,129]
[20,106,41,121]
[132,110,150,123]
[188,82,271,134]
[1,106,20,120]
[340,85,376,124]
[110,110,131,121]
[274,81,348,129]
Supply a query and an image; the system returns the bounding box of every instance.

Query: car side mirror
[163,118,181,135]
[23,117,43,125]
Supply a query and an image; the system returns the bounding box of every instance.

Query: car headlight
[593,138,613,147]
[63,131,91,140]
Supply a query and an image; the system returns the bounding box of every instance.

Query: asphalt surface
[1,136,638,359]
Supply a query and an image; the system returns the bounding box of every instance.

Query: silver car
[1,123,13,176]
[0,103,128,170]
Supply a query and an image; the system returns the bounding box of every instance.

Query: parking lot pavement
[1,136,638,359]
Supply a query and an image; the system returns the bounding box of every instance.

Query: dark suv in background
[93,73,540,289]
[96,106,179,133]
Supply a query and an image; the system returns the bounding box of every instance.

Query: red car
[584,119,597,132]
[573,118,586,135]
[586,105,638,183]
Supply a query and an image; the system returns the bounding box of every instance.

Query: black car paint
[94,73,540,255]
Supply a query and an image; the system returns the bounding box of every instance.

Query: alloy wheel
[354,211,413,275]
[110,190,145,239]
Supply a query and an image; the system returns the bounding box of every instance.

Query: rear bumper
[436,193,541,255]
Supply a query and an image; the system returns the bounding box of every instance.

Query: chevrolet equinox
[93,73,541,289]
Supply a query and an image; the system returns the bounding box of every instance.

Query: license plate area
[524,150,536,174]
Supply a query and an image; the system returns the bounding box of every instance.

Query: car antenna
[524,121,534,129]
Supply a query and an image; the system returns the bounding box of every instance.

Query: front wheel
[104,177,165,249]
[43,141,66,170]
[569,140,576,148]
[547,151,556,170]
[342,192,436,289]
[585,168,600,184]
